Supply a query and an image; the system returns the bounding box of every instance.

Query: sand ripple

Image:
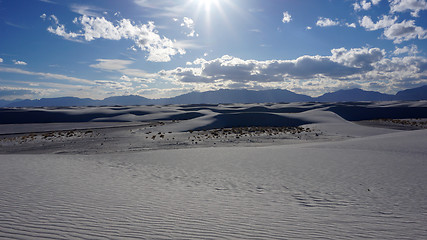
[1,144,426,239]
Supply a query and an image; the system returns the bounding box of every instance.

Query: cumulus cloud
[13,60,28,65]
[0,58,3,63]
[155,47,427,95]
[46,15,185,62]
[181,17,197,37]
[47,15,80,40]
[162,47,385,86]
[383,20,427,43]
[354,0,372,11]
[346,23,357,28]
[331,47,384,70]
[360,15,426,43]
[316,17,340,27]
[354,0,382,11]
[359,15,398,31]
[282,11,292,23]
[393,44,419,55]
[40,13,47,20]
[389,0,427,17]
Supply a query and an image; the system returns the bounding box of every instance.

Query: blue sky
[1,0,426,100]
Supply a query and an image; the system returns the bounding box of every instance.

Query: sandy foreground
[0,102,426,239]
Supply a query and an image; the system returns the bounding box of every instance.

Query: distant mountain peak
[2,85,427,107]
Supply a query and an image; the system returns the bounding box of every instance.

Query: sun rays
[185,0,244,39]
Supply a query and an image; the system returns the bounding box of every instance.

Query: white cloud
[354,0,382,11]
[389,0,427,17]
[181,17,197,37]
[0,58,3,63]
[155,47,427,95]
[40,13,47,20]
[90,59,156,82]
[331,47,385,69]
[359,15,398,30]
[359,14,427,43]
[70,4,105,17]
[133,0,189,18]
[306,26,312,30]
[136,87,192,99]
[90,59,134,71]
[393,44,419,55]
[346,23,357,28]
[95,80,134,92]
[354,0,372,11]
[282,11,292,23]
[46,15,185,62]
[383,19,427,43]
[162,48,385,86]
[47,15,81,41]
[133,0,175,9]
[316,17,340,27]
[39,0,56,4]
[0,67,93,84]
[13,60,28,65]
[0,87,38,98]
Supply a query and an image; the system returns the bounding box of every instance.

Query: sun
[196,0,220,12]
[188,0,232,22]
[186,0,242,37]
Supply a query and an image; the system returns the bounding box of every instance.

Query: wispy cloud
[70,4,105,17]
[0,87,37,98]
[0,67,94,84]
[90,59,156,82]
[5,21,26,29]
[39,0,57,4]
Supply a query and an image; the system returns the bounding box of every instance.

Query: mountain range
[1,85,426,107]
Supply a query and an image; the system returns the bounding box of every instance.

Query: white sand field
[0,102,426,239]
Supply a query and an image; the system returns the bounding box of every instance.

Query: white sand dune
[0,101,426,239]
[0,129,426,239]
